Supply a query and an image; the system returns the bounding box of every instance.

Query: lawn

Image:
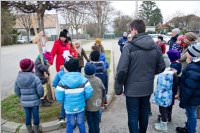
[1,95,61,123]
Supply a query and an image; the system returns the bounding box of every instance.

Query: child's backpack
[152,70,174,107]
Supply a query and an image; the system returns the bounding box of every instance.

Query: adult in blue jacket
[118,32,128,53]
[55,57,93,133]
[176,44,200,133]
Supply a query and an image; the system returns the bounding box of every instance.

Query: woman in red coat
[51,31,77,72]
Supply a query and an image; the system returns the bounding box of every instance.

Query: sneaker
[59,118,65,124]
[154,121,168,132]
[176,127,188,133]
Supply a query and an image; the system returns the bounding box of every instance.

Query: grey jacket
[85,75,105,112]
[15,72,44,107]
[35,57,50,84]
[115,33,165,97]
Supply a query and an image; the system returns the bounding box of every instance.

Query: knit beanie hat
[44,52,53,64]
[185,32,197,42]
[20,58,34,72]
[59,31,66,38]
[187,44,200,58]
[90,50,100,61]
[84,62,96,75]
[64,57,79,72]
[167,49,181,62]
[95,38,101,45]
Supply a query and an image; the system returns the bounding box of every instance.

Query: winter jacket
[170,62,182,100]
[91,61,107,90]
[77,48,90,67]
[157,41,166,54]
[115,33,166,97]
[51,39,74,72]
[55,72,93,114]
[168,34,178,50]
[152,70,174,107]
[52,68,65,88]
[118,37,128,48]
[171,43,183,53]
[179,61,200,108]
[99,53,109,70]
[85,75,106,112]
[15,72,44,107]
[35,56,50,84]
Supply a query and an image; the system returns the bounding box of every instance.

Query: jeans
[24,106,40,126]
[86,110,100,133]
[126,96,150,133]
[60,102,65,119]
[186,106,198,133]
[66,111,86,133]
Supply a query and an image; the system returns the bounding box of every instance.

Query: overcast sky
[111,1,200,23]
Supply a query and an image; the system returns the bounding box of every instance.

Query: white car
[17,38,26,44]
[149,34,170,43]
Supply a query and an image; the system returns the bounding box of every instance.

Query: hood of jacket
[59,72,85,88]
[131,33,156,50]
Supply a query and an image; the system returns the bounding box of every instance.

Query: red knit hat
[20,58,34,72]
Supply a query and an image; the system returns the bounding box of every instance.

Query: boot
[41,99,51,107]
[176,127,188,133]
[154,121,168,132]
[157,115,161,122]
[33,125,42,133]
[26,125,34,133]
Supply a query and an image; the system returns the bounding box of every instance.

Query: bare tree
[62,9,88,39]
[16,13,32,42]
[8,1,88,33]
[89,1,113,37]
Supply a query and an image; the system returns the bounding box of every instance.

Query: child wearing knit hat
[84,62,106,133]
[15,58,44,133]
[176,44,200,133]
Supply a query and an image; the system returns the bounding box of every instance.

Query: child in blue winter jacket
[15,58,44,133]
[176,44,200,133]
[55,57,93,133]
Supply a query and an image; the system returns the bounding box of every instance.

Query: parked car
[149,34,170,43]
[17,38,26,44]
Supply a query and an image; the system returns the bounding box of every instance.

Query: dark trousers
[126,96,150,133]
[86,110,100,133]
[24,106,40,126]
[159,105,173,122]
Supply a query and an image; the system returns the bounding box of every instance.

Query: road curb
[1,49,116,133]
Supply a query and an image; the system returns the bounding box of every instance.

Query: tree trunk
[26,29,30,43]
[37,11,45,34]
[75,27,79,40]
[71,27,74,39]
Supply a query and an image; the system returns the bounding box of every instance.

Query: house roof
[15,14,58,29]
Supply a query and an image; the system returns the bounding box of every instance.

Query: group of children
[154,33,200,133]
[15,35,109,133]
